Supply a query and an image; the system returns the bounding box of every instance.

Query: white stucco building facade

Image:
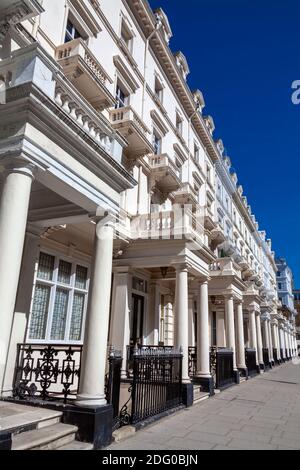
[0,0,298,448]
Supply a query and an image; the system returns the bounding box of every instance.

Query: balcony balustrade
[0,43,124,165]
[210,258,242,279]
[56,38,115,111]
[172,182,199,205]
[131,208,204,244]
[204,208,217,231]
[148,153,181,194]
[109,105,153,158]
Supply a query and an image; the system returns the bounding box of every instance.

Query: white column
[284,328,289,358]
[175,265,190,383]
[249,309,258,365]
[188,294,195,347]
[0,164,35,392]
[236,301,246,370]
[267,320,274,362]
[279,326,286,360]
[109,268,131,379]
[164,295,174,347]
[275,324,281,361]
[196,280,211,378]
[77,218,114,406]
[271,322,279,362]
[2,227,41,394]
[225,295,237,370]
[263,318,270,363]
[256,313,264,367]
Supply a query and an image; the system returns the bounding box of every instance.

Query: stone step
[0,402,62,434]
[58,441,93,450]
[12,423,78,450]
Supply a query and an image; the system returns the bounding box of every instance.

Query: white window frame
[27,250,90,345]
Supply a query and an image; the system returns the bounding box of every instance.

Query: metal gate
[107,346,183,428]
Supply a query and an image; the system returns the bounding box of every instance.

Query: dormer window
[121,19,133,53]
[176,113,183,136]
[155,76,164,103]
[65,18,83,43]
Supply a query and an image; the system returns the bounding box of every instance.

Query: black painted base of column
[0,431,12,450]
[63,404,113,450]
[257,365,262,374]
[194,376,215,397]
[182,383,194,407]
[259,363,265,371]
[238,367,248,380]
[234,370,240,384]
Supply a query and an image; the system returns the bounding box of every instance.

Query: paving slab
[107,363,300,451]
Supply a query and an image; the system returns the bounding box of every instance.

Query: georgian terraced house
[0,0,298,449]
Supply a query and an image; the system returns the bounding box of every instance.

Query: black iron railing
[14,343,82,403]
[126,345,173,377]
[273,348,278,364]
[263,348,270,369]
[245,348,258,376]
[130,348,183,425]
[105,348,122,429]
[188,347,197,378]
[212,348,235,389]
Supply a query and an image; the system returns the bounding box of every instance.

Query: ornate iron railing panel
[263,348,270,369]
[126,345,174,377]
[130,348,183,425]
[13,343,82,403]
[245,348,258,376]
[188,347,197,378]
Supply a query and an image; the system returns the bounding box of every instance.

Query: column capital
[198,278,209,287]
[174,263,189,274]
[3,161,37,181]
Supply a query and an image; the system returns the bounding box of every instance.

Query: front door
[130,294,144,347]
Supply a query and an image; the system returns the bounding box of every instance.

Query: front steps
[193,385,210,404]
[0,401,92,451]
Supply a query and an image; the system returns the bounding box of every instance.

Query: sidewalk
[107,361,300,450]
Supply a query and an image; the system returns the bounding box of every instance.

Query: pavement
[107,360,300,450]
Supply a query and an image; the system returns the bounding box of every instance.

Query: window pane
[50,288,69,340]
[57,260,72,285]
[37,253,55,281]
[69,293,85,341]
[29,284,51,340]
[75,265,88,290]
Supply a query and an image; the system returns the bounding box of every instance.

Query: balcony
[0,43,130,170]
[210,224,226,250]
[210,258,242,279]
[109,106,153,158]
[172,183,199,205]
[204,209,217,231]
[148,154,181,194]
[56,39,115,111]
[131,209,204,245]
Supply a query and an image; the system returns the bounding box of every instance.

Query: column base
[63,404,113,450]
[193,376,215,397]
[238,367,248,380]
[259,363,265,371]
[182,383,194,407]
[234,370,240,385]
[0,431,11,450]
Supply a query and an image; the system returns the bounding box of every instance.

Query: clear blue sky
[150,0,300,286]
